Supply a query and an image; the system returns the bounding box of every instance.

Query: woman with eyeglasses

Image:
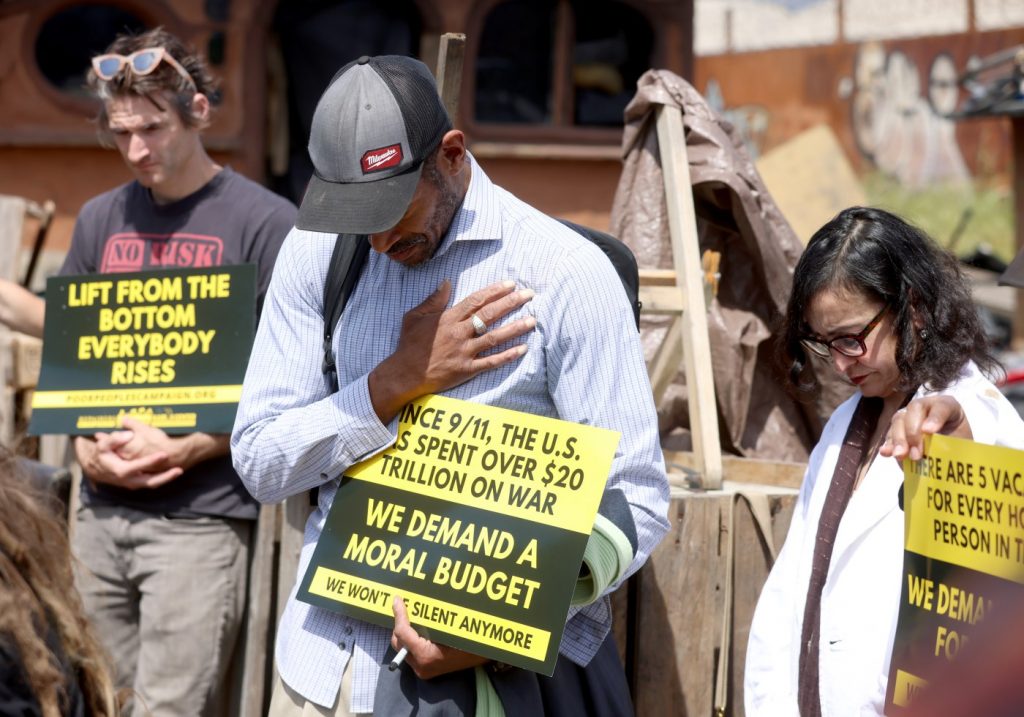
[743,206,1024,717]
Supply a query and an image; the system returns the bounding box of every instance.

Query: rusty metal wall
[693,28,1024,182]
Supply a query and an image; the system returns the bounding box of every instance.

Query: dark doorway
[35,5,147,100]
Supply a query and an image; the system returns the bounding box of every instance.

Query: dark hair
[781,206,999,393]
[88,27,218,135]
[0,449,119,715]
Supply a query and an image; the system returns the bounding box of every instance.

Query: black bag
[320,221,640,390]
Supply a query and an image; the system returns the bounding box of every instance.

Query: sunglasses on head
[91,47,196,91]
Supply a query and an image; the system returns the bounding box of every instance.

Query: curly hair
[780,206,999,394]
[88,26,218,136]
[0,449,118,716]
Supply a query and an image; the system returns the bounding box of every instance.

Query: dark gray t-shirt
[61,168,297,520]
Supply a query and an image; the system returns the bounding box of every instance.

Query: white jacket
[744,361,1024,716]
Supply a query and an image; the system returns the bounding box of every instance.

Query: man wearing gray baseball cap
[233,55,668,716]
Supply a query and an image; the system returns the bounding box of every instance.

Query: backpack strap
[312,234,369,507]
[322,234,370,391]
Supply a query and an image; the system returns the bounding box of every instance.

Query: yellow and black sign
[296,394,620,675]
[28,266,256,435]
[885,434,1024,712]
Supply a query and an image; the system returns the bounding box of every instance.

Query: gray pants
[73,505,250,716]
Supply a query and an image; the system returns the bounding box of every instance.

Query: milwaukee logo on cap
[361,145,403,174]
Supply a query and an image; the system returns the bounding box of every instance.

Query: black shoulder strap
[322,234,370,391]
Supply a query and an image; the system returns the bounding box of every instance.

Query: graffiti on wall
[704,78,771,159]
[843,41,969,188]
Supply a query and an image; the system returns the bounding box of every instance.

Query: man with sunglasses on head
[60,27,296,716]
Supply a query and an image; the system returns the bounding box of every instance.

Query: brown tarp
[610,69,851,462]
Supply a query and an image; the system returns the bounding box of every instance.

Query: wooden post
[0,195,25,283]
[435,33,466,123]
[647,317,684,403]
[236,503,278,717]
[1011,115,1024,350]
[655,105,723,489]
[0,195,25,448]
[0,344,13,447]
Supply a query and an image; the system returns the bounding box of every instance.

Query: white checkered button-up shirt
[232,156,670,711]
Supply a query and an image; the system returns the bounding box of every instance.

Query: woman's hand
[880,395,972,461]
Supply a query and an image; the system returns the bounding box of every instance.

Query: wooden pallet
[615,483,798,716]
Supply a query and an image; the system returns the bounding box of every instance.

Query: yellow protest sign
[298,394,621,675]
[886,434,1024,712]
[29,266,255,434]
[903,434,1024,584]
[346,394,614,533]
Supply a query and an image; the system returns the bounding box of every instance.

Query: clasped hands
[75,418,228,490]
[75,418,185,490]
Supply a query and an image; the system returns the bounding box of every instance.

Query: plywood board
[756,124,866,245]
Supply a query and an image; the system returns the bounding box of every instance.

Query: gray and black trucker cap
[297,55,452,235]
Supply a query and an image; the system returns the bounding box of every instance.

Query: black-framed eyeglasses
[800,304,889,358]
